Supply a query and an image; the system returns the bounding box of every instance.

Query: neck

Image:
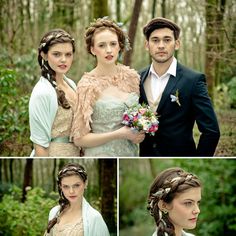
[55,74,65,86]
[152,57,173,77]
[174,226,183,236]
[68,200,82,212]
[95,63,118,76]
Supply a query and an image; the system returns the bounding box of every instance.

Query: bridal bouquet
[122,103,159,136]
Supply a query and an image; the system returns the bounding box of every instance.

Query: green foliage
[120,159,236,236]
[0,66,31,156]
[0,186,56,236]
[228,77,236,109]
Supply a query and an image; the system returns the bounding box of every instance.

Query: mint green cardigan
[29,76,76,149]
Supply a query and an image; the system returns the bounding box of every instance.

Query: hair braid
[38,29,75,109]
[46,163,87,233]
[147,167,201,236]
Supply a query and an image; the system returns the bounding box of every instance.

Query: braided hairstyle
[147,167,201,236]
[84,17,130,55]
[46,163,87,233]
[38,29,75,109]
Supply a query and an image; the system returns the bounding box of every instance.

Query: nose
[61,55,66,62]
[106,45,112,53]
[69,186,74,193]
[193,204,200,214]
[158,40,165,48]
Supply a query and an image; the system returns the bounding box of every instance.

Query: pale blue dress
[71,64,140,157]
[84,93,139,156]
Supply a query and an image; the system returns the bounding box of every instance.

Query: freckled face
[43,42,73,76]
[166,187,201,232]
[60,175,86,204]
[91,29,120,65]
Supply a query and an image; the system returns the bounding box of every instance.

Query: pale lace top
[48,217,83,236]
[71,64,140,140]
[48,92,81,157]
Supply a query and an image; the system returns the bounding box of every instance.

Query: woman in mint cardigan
[29,29,80,156]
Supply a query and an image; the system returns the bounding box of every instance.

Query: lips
[58,65,67,69]
[69,196,77,199]
[157,52,167,55]
[105,55,113,60]
[189,218,197,222]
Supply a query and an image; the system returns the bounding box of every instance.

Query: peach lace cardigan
[71,64,140,140]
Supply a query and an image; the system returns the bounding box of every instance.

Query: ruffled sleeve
[71,75,101,139]
[71,64,140,140]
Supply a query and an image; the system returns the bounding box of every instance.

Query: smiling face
[60,175,86,204]
[91,29,120,66]
[42,42,73,77]
[165,187,201,234]
[145,27,179,64]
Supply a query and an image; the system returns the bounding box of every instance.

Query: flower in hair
[152,187,171,197]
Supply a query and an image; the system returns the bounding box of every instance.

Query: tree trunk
[161,0,166,17]
[123,0,143,66]
[99,159,117,234]
[92,0,108,19]
[53,159,57,191]
[205,0,217,99]
[22,159,33,202]
[116,0,121,22]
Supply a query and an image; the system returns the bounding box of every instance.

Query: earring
[42,58,44,66]
[163,209,168,214]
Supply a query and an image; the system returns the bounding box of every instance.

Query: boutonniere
[170,89,181,106]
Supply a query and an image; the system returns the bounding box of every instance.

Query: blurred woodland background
[119,158,236,236]
[0,0,236,156]
[0,158,117,236]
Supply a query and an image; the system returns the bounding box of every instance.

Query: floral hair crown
[58,166,86,175]
[152,174,193,198]
[39,31,74,51]
[90,16,131,51]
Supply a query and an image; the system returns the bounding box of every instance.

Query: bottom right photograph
[119,158,236,236]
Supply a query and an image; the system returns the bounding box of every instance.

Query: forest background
[0,0,236,156]
[119,158,236,236]
[0,158,117,236]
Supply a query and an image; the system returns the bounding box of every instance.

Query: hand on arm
[74,126,145,148]
[34,144,49,157]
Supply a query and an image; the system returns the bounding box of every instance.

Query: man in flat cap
[139,17,220,156]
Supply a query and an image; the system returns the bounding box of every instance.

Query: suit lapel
[140,67,150,105]
[157,64,182,112]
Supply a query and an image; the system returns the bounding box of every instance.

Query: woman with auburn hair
[71,17,145,157]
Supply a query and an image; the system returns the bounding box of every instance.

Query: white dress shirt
[149,57,177,102]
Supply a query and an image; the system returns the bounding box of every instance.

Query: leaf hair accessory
[170,89,181,106]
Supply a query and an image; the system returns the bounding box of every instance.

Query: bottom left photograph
[0,158,117,236]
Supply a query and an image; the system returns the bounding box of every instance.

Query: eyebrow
[62,181,81,185]
[183,199,201,202]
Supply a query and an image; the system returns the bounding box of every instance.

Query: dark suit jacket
[139,62,220,157]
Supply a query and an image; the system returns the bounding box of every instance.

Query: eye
[111,42,118,46]
[73,184,80,188]
[53,52,60,57]
[184,201,193,207]
[62,185,69,190]
[98,44,105,48]
[66,52,73,57]
[164,38,171,43]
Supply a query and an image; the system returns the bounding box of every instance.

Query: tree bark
[92,0,108,19]
[123,0,143,66]
[99,159,117,234]
[22,159,33,202]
